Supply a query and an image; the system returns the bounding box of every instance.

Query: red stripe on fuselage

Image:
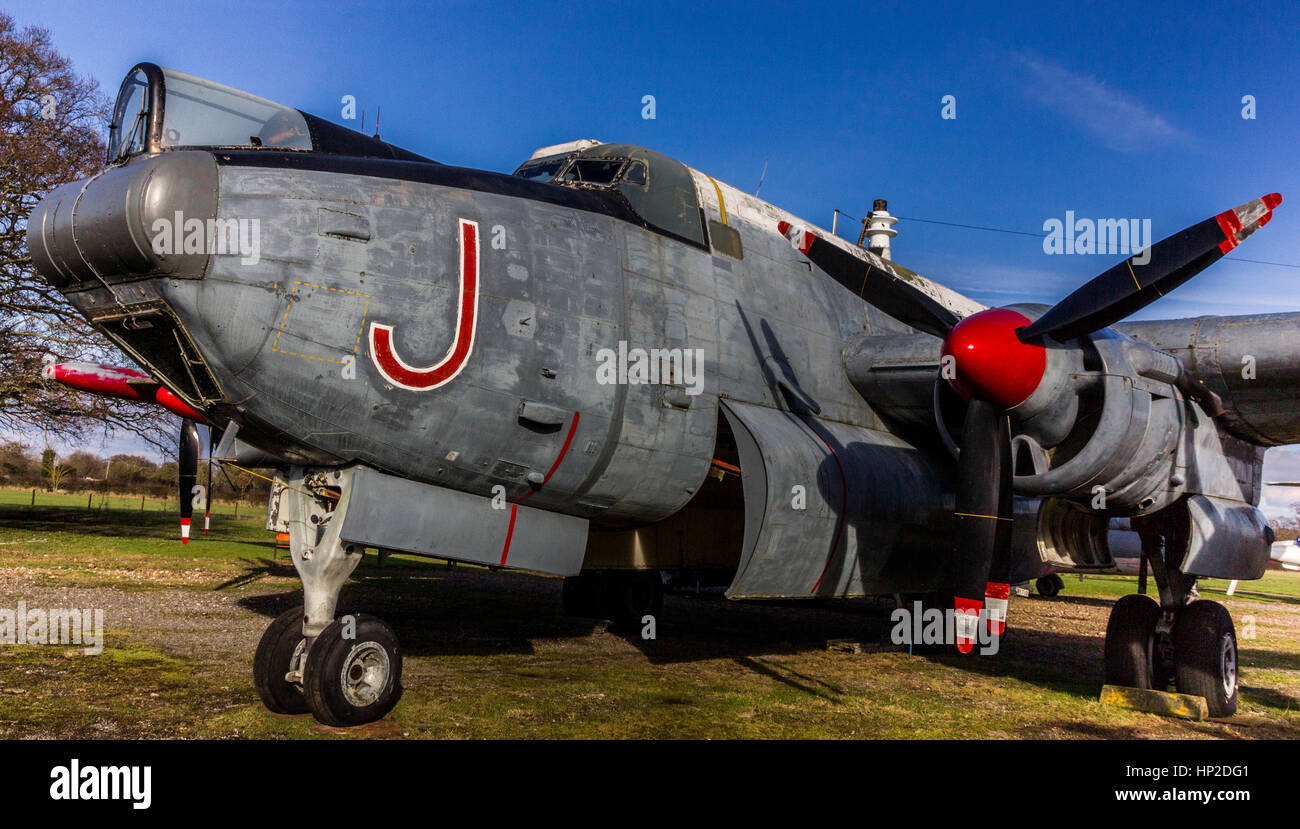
[517,412,581,502]
[499,503,518,566]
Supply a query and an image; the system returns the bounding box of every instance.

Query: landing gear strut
[253,466,404,726]
[1102,506,1238,717]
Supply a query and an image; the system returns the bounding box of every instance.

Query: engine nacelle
[1118,312,1300,446]
[1032,494,1272,580]
[849,326,1268,532]
[1009,329,1188,514]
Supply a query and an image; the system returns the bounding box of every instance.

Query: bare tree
[0,12,173,454]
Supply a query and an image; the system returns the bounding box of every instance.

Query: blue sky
[9,0,1300,514]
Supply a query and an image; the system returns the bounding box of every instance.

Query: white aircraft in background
[1264,482,1300,570]
[1271,540,1300,571]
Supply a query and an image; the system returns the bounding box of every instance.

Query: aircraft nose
[26,151,219,291]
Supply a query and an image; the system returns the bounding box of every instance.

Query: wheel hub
[339,641,391,707]
[284,638,308,686]
[1220,633,1238,697]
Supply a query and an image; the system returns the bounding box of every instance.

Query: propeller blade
[984,424,1015,640]
[952,399,1012,653]
[1019,193,1281,343]
[179,419,200,545]
[204,427,213,537]
[777,221,961,339]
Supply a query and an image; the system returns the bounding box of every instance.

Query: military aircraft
[1270,540,1300,571]
[27,63,1293,725]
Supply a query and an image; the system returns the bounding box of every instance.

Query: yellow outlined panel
[270,281,372,365]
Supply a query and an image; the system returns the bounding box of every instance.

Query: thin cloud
[1014,52,1186,152]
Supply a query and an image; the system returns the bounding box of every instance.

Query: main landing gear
[1102,510,1238,717]
[562,570,663,628]
[252,467,403,726]
[1035,573,1065,597]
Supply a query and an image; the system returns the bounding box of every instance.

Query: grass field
[0,492,1297,739]
[0,487,259,517]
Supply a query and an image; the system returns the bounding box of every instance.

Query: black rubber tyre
[1174,600,1239,718]
[562,573,604,618]
[1104,594,1162,689]
[253,606,310,715]
[1036,574,1062,597]
[302,613,402,726]
[607,571,663,628]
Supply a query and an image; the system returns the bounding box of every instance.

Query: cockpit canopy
[513,143,705,247]
[106,63,430,164]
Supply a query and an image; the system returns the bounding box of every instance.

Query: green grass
[0,496,1297,739]
[0,486,253,516]
[1050,570,1300,602]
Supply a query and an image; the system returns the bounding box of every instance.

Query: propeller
[204,427,213,537]
[179,419,199,545]
[777,221,960,338]
[781,192,1282,650]
[951,398,1014,651]
[39,362,212,544]
[1018,193,1282,342]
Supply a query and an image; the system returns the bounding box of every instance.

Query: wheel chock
[1099,684,1209,720]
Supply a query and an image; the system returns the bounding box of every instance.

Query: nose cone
[941,308,1046,409]
[25,151,219,290]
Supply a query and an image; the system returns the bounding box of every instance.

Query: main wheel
[302,613,402,726]
[1036,574,1063,597]
[253,606,310,715]
[1174,600,1238,718]
[607,571,663,628]
[1104,594,1162,689]
[562,572,605,618]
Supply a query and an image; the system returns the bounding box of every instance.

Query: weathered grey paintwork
[26,105,1295,602]
[339,466,588,576]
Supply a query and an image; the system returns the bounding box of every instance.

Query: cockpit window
[510,143,706,248]
[158,68,312,151]
[558,158,624,186]
[587,145,705,246]
[515,159,566,183]
[108,69,149,161]
[623,161,647,186]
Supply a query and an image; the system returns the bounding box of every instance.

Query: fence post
[30,488,35,506]
[87,493,92,510]
[140,495,145,512]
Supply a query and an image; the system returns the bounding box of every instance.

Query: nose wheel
[254,608,404,726]
[253,606,310,715]
[302,613,403,726]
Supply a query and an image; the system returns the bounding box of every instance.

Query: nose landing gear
[253,466,404,726]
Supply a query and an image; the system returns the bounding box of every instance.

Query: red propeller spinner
[940,308,1046,409]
